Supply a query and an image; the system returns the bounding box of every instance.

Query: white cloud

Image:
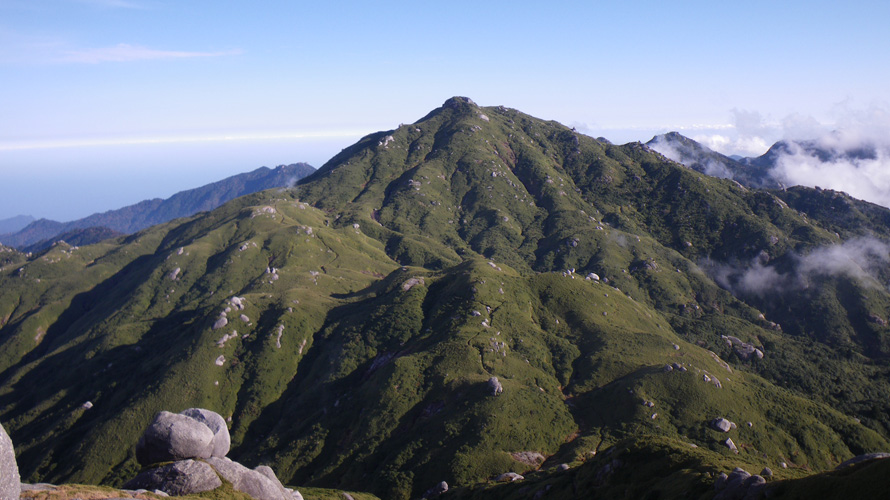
[692,133,771,158]
[59,43,243,63]
[0,129,373,151]
[706,237,890,297]
[765,102,890,207]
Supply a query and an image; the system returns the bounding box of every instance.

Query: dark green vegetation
[0,163,315,249]
[2,98,889,499]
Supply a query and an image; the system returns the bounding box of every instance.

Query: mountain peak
[442,96,477,109]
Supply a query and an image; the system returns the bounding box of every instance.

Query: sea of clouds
[692,103,890,208]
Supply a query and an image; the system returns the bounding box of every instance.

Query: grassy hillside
[1,98,889,499]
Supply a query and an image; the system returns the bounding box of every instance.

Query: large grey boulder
[180,408,230,457]
[711,417,734,433]
[123,460,222,495]
[0,422,20,500]
[136,411,215,466]
[488,377,503,396]
[205,457,290,500]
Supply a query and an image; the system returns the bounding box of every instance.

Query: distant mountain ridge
[0,215,35,235]
[647,132,888,200]
[0,163,315,249]
[646,132,782,189]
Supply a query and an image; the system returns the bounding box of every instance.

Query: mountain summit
[1,98,890,499]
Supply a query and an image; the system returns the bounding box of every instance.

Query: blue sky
[2,0,890,221]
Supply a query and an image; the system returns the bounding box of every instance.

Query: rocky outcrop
[126,408,297,500]
[713,467,766,500]
[135,411,216,465]
[125,460,222,495]
[0,422,20,500]
[711,417,736,433]
[206,458,290,500]
[180,408,231,458]
[422,481,448,498]
[495,472,524,482]
[488,376,503,396]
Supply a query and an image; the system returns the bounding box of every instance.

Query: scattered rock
[867,313,888,326]
[714,467,757,500]
[511,451,545,466]
[724,438,738,454]
[402,277,425,291]
[124,459,222,496]
[230,296,245,310]
[0,422,20,500]
[488,376,503,396]
[180,408,230,458]
[422,481,448,498]
[82,401,93,409]
[169,268,181,280]
[557,463,570,471]
[215,355,226,366]
[760,467,773,477]
[212,317,228,330]
[135,411,215,466]
[240,314,250,323]
[711,417,735,433]
[495,472,524,482]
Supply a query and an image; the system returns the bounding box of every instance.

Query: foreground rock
[713,467,766,500]
[0,422,20,500]
[136,411,216,465]
[207,458,290,500]
[180,408,231,458]
[124,460,222,496]
[127,408,296,500]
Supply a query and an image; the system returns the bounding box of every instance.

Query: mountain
[2,98,890,499]
[646,132,782,189]
[0,163,315,250]
[0,215,35,235]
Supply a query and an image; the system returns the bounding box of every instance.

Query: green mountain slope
[1,98,889,500]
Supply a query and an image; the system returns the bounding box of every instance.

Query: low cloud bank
[647,135,734,179]
[769,133,890,208]
[705,237,890,297]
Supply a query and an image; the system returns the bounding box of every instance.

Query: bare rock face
[135,411,215,466]
[0,422,20,500]
[205,457,290,500]
[123,459,222,496]
[180,408,230,458]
